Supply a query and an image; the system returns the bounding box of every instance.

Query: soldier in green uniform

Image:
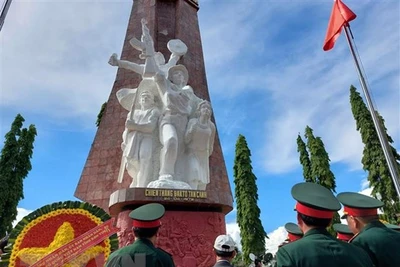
[337,192,400,267]
[105,203,175,267]
[332,223,354,242]
[278,222,303,248]
[284,222,303,242]
[276,182,373,267]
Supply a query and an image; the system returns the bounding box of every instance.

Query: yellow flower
[9,207,112,267]
[16,222,75,265]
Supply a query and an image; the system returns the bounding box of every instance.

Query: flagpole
[0,0,12,32]
[343,25,400,198]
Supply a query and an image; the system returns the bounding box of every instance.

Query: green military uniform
[385,222,400,231]
[333,223,354,242]
[106,203,175,267]
[338,192,400,267]
[106,238,174,267]
[276,182,373,267]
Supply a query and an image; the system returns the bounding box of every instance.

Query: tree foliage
[96,102,107,127]
[297,134,313,183]
[297,126,340,234]
[0,114,37,237]
[234,134,266,265]
[349,85,400,223]
[304,126,336,192]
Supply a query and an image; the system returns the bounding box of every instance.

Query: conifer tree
[0,114,37,237]
[234,134,266,264]
[350,85,400,223]
[297,126,340,234]
[305,126,337,191]
[297,134,313,183]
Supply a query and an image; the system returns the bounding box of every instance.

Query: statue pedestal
[110,188,232,267]
[146,179,192,189]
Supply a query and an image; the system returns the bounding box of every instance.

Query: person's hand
[108,53,119,66]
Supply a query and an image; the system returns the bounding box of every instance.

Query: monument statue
[109,19,184,78]
[185,100,215,190]
[153,65,191,182]
[109,18,215,190]
[122,90,160,187]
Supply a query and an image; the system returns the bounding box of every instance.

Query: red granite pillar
[75,0,233,263]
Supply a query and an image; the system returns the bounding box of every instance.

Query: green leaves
[299,126,337,193]
[297,126,340,233]
[350,85,400,223]
[297,134,313,183]
[234,134,267,265]
[0,114,37,237]
[96,102,107,127]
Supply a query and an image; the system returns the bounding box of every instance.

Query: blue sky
[1,0,399,253]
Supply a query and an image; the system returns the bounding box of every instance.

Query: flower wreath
[0,201,118,267]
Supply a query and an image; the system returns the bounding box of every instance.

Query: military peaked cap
[292,182,341,219]
[129,203,165,228]
[337,192,383,219]
[333,223,354,241]
[284,222,303,241]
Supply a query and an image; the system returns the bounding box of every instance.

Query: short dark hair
[299,212,331,228]
[133,227,160,239]
[214,249,235,258]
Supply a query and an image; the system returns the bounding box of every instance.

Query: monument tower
[75,0,233,265]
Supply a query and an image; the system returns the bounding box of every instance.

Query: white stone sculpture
[121,90,160,187]
[184,100,215,190]
[153,65,192,181]
[109,18,215,190]
[108,19,183,78]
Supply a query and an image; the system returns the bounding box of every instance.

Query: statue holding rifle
[109,18,215,190]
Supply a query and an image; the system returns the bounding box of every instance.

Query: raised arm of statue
[164,53,181,70]
[140,18,155,58]
[109,53,144,76]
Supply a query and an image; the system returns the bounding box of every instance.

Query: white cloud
[226,222,287,255]
[265,226,287,255]
[360,178,369,190]
[226,222,242,251]
[0,1,131,125]
[200,1,400,175]
[12,207,33,227]
[359,187,373,198]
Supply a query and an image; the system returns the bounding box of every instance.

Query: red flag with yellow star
[323,0,357,51]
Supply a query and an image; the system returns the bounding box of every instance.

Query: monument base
[110,188,231,266]
[109,188,232,216]
[116,209,225,267]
